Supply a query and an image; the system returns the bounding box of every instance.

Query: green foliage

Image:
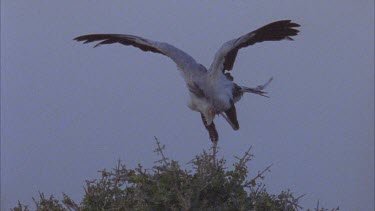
[12,138,339,211]
[12,193,66,211]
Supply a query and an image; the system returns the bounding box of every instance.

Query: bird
[74,20,300,143]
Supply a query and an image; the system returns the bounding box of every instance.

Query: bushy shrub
[12,138,338,211]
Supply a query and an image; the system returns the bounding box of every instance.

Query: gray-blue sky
[1,1,374,210]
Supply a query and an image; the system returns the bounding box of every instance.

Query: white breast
[187,93,211,112]
[187,74,234,113]
[208,74,234,111]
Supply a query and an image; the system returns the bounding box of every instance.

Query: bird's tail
[241,77,273,98]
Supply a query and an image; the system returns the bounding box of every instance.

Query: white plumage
[74,20,300,142]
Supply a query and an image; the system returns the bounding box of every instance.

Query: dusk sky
[1,1,374,210]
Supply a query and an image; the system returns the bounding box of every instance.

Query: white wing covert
[74,34,202,80]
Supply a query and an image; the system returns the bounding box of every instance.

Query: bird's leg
[242,77,273,98]
[201,113,218,143]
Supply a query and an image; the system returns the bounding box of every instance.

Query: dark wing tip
[285,36,294,41]
[266,19,300,29]
[264,19,301,39]
[73,34,92,42]
[74,34,108,48]
[73,34,112,44]
[73,34,166,54]
[288,22,301,27]
[223,20,300,71]
[276,19,300,27]
[243,19,301,45]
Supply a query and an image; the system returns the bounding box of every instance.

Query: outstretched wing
[74,34,202,80]
[209,20,300,74]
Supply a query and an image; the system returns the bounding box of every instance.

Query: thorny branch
[153,136,169,165]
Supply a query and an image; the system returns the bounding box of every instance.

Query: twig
[237,146,253,168]
[245,164,273,187]
[153,136,169,165]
